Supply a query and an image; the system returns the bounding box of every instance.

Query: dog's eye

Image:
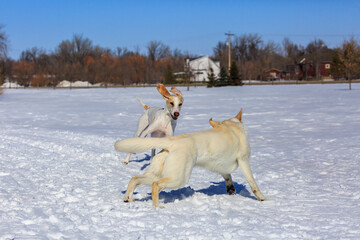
[170,102,174,106]
[179,103,182,107]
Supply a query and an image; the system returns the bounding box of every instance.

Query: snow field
[0,84,359,239]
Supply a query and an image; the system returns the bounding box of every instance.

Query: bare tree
[73,34,93,63]
[56,40,75,63]
[20,47,47,73]
[0,25,7,59]
[115,47,133,58]
[259,41,282,80]
[55,34,93,64]
[233,34,263,79]
[0,25,8,85]
[147,41,170,61]
[282,37,303,64]
[213,41,228,69]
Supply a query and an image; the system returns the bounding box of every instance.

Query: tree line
[0,32,188,87]
[1,25,360,88]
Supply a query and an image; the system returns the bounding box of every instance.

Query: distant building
[286,62,332,80]
[174,56,220,82]
[265,68,283,80]
[319,62,332,79]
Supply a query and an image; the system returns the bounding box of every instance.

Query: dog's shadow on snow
[197,181,256,200]
[124,157,257,203]
[124,181,256,203]
[128,154,151,170]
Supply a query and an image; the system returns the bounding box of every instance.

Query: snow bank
[1,81,23,88]
[57,80,92,88]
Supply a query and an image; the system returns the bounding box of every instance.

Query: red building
[286,62,332,80]
[265,68,281,80]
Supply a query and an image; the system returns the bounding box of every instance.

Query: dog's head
[209,109,242,128]
[157,84,184,120]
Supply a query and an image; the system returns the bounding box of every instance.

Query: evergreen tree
[229,62,242,86]
[164,64,176,84]
[217,66,229,86]
[207,67,216,88]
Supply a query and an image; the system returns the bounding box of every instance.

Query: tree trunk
[349,79,352,90]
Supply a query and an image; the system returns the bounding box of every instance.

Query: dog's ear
[157,84,171,100]
[209,118,220,128]
[235,109,242,122]
[170,87,182,97]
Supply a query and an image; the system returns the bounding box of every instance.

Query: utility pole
[225,32,234,72]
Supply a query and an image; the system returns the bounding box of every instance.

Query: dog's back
[116,118,249,174]
[177,119,249,174]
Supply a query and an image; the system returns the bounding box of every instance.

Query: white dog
[115,109,267,208]
[123,84,184,164]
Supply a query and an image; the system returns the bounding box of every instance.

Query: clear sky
[1,0,360,60]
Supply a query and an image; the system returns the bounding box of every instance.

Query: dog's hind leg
[124,173,159,202]
[124,151,168,203]
[135,113,149,138]
[123,153,132,165]
[238,159,268,201]
[152,177,172,208]
[222,174,236,195]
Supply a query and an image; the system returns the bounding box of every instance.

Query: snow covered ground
[0,84,359,239]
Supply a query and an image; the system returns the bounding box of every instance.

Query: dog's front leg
[222,174,236,195]
[164,124,174,137]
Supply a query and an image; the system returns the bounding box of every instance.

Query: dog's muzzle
[172,112,180,120]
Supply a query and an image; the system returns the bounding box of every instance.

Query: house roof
[188,55,219,63]
[265,68,282,73]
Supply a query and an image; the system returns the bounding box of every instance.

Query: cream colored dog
[114,109,267,208]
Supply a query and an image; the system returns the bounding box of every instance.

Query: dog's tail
[136,97,150,110]
[114,137,171,153]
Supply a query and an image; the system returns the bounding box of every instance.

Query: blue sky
[1,0,360,60]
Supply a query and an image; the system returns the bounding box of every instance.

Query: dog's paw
[123,161,129,165]
[124,197,134,203]
[152,203,161,209]
[153,205,164,209]
[226,184,236,195]
[259,197,270,201]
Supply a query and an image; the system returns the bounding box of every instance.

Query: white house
[186,56,220,82]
